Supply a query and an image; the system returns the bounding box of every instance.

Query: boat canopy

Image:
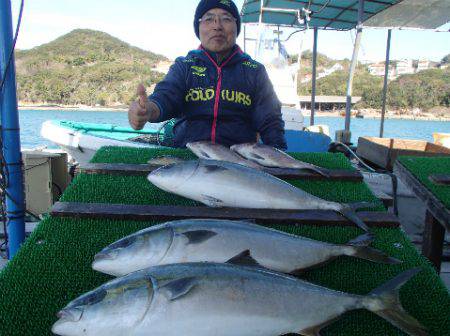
[364,0,450,30]
[241,0,450,30]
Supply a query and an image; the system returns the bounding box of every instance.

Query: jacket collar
[189,44,249,67]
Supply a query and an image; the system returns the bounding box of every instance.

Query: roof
[241,0,450,31]
[364,0,450,30]
[241,0,402,31]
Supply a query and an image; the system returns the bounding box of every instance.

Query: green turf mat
[91,146,197,164]
[91,146,356,171]
[59,172,382,210]
[82,147,383,210]
[0,217,448,336]
[398,156,450,209]
[1,147,446,335]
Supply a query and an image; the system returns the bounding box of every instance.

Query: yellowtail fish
[148,160,373,231]
[186,141,262,169]
[231,142,331,177]
[53,263,427,336]
[92,219,400,277]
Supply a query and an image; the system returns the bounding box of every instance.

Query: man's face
[199,8,237,55]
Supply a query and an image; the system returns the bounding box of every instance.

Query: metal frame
[0,0,25,258]
[379,29,392,138]
[343,0,365,141]
[310,27,318,126]
[241,0,401,30]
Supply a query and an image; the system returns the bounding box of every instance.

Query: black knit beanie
[194,0,241,38]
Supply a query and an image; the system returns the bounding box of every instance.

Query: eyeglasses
[199,14,237,26]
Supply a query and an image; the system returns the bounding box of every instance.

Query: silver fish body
[147,159,371,231]
[92,219,399,277]
[148,159,339,210]
[231,142,330,176]
[52,263,427,336]
[186,141,262,169]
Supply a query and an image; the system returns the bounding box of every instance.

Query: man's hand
[128,84,157,130]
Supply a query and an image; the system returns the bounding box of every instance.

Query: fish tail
[338,205,370,232]
[365,268,428,336]
[347,233,402,264]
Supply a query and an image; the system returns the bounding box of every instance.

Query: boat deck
[0,147,448,335]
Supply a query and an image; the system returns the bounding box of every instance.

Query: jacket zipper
[202,49,239,143]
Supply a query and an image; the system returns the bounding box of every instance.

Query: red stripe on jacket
[201,47,240,143]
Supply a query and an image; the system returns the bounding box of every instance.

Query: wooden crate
[356,137,450,170]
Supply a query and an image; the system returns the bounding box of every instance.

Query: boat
[40,120,172,164]
[249,25,332,152]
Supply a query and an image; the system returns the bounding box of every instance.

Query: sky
[8,0,450,63]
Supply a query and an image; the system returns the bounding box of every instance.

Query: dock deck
[0,147,449,335]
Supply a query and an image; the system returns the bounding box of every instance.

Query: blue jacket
[149,45,287,149]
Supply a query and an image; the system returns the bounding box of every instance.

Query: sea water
[19,109,450,149]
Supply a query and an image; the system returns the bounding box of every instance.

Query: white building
[395,59,415,76]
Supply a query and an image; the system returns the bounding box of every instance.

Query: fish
[231,142,331,177]
[147,156,185,166]
[92,219,400,277]
[148,159,373,231]
[52,262,428,336]
[186,141,262,169]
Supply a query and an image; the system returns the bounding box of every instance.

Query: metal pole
[310,27,319,126]
[379,29,392,138]
[0,0,26,258]
[343,0,364,141]
[243,24,246,53]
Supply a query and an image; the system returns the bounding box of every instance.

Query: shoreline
[19,105,128,112]
[18,104,450,122]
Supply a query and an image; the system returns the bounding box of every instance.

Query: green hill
[298,60,449,111]
[15,29,168,107]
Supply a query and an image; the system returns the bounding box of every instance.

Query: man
[128,0,287,150]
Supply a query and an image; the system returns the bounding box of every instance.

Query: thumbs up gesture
[128,84,152,130]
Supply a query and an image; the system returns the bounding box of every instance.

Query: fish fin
[347,232,375,246]
[202,163,228,173]
[181,230,217,244]
[226,250,262,268]
[200,150,211,159]
[249,152,266,161]
[159,277,197,301]
[338,205,370,232]
[348,234,402,264]
[200,194,224,207]
[289,258,338,275]
[366,268,428,336]
[299,315,342,336]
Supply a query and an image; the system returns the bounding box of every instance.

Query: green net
[398,156,450,209]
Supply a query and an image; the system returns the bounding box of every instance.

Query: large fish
[52,263,427,336]
[231,142,331,177]
[92,219,400,277]
[186,141,262,169]
[148,159,373,231]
